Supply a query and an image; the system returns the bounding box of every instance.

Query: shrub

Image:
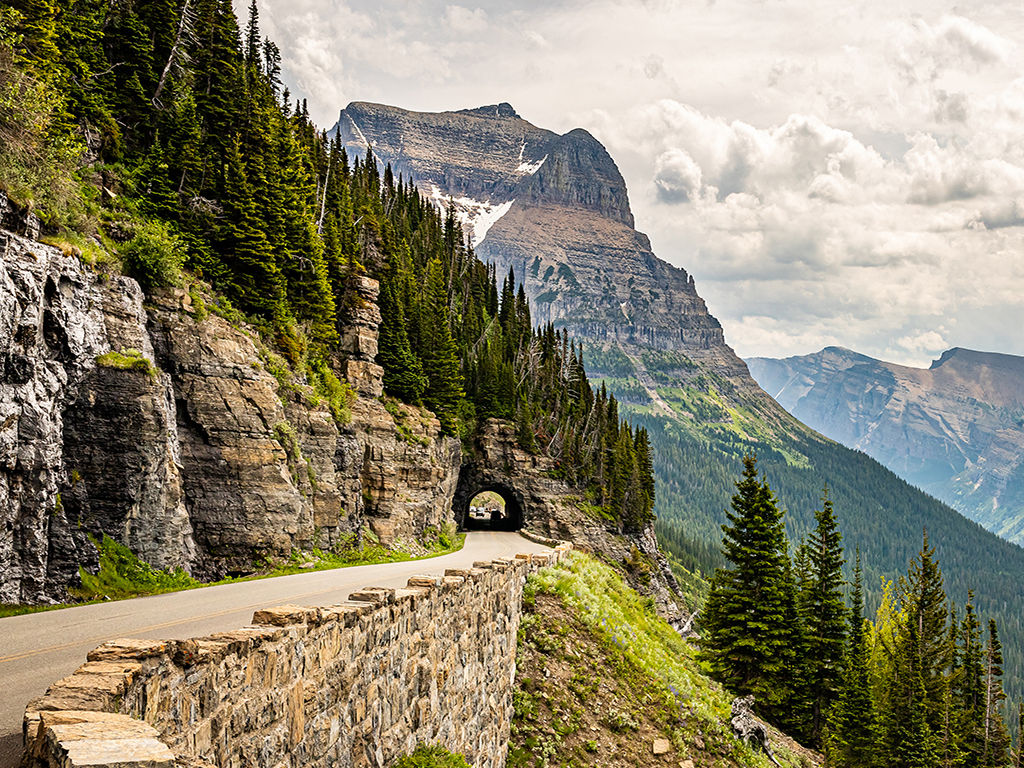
[74,534,196,600]
[389,745,469,768]
[310,360,355,425]
[118,219,184,291]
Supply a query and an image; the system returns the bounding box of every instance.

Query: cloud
[251,0,1024,364]
[889,15,1013,84]
[653,148,702,202]
[445,5,488,34]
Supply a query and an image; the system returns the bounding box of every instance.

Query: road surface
[0,531,551,767]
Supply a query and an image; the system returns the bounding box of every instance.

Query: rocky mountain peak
[456,102,521,119]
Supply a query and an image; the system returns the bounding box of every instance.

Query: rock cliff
[1,228,680,613]
[0,231,459,603]
[749,346,1024,545]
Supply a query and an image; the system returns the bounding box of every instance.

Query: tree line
[0,0,655,532]
[702,455,1022,766]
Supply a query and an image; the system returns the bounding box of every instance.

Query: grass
[95,349,157,381]
[514,553,815,767]
[0,526,466,619]
[391,745,470,768]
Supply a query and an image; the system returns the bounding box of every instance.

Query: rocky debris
[730,696,781,767]
[23,547,572,768]
[652,738,671,755]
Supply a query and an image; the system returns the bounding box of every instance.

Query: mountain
[332,101,1024,711]
[748,346,1024,545]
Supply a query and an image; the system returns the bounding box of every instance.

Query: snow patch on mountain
[429,185,515,248]
[516,155,547,175]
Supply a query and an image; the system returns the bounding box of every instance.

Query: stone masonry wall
[22,544,572,768]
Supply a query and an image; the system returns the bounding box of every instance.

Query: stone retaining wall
[22,544,572,768]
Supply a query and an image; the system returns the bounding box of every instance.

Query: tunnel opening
[454,481,524,532]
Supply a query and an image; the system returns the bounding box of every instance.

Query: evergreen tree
[701,455,795,717]
[419,258,463,434]
[983,620,1010,767]
[803,487,848,745]
[377,272,426,402]
[831,551,877,767]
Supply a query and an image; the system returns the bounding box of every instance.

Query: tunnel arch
[453,466,526,531]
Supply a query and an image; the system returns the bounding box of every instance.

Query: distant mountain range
[748,346,1024,546]
[332,102,1024,710]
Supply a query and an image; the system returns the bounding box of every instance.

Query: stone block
[348,588,395,605]
[87,639,168,663]
[407,575,443,588]
[343,359,383,397]
[653,737,671,755]
[252,605,315,627]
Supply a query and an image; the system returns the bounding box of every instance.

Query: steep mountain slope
[331,101,1024,710]
[748,346,1024,545]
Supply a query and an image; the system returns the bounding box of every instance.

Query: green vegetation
[0,526,465,616]
[95,348,156,380]
[118,218,185,290]
[512,552,813,767]
[390,745,469,768]
[701,456,1017,765]
[74,534,197,600]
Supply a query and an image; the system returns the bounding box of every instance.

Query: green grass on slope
[511,553,818,767]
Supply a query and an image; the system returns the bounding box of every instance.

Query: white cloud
[445,5,488,34]
[251,0,1024,365]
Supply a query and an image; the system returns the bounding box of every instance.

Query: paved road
[0,531,551,767]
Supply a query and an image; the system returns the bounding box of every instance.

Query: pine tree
[804,487,847,745]
[983,620,1010,767]
[419,258,463,434]
[831,551,877,767]
[701,455,795,716]
[957,593,986,767]
[377,272,426,402]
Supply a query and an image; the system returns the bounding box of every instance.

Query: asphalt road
[0,531,551,767]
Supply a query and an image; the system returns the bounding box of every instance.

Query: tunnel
[453,469,525,532]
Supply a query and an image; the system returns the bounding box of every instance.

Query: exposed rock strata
[748,346,1024,545]
[0,232,459,601]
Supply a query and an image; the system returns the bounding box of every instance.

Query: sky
[249,0,1024,366]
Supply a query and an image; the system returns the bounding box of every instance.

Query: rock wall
[1,231,460,602]
[22,545,573,768]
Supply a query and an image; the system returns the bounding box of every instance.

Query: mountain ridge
[748,345,1024,546]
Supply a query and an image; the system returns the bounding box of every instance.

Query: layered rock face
[749,346,1024,545]
[0,232,459,602]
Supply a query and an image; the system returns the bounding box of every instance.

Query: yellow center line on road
[0,583,352,665]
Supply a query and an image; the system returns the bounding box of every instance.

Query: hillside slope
[749,346,1024,546]
[331,101,1024,711]
[513,553,820,767]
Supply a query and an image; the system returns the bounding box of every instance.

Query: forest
[703,456,1023,767]
[0,0,654,531]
